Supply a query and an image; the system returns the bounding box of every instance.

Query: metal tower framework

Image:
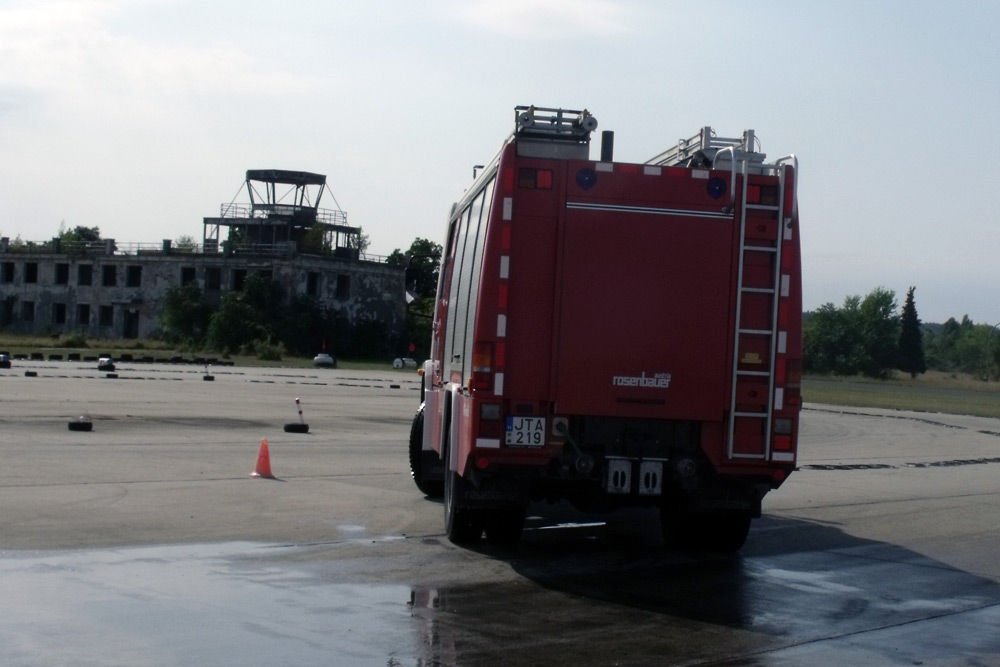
[203,169,360,256]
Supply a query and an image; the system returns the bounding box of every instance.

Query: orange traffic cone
[251,438,275,479]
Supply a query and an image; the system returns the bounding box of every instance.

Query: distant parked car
[313,352,337,368]
[392,357,418,369]
[97,355,116,372]
[0,352,11,369]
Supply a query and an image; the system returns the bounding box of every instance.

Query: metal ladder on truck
[646,126,765,170]
[648,127,796,460]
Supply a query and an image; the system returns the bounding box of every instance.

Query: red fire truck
[409,106,801,552]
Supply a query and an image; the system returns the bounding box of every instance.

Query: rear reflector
[787,388,801,407]
[471,343,493,391]
[775,357,787,384]
[773,434,793,451]
[502,167,515,193]
[480,403,501,420]
[774,418,793,435]
[518,168,554,189]
[494,341,506,368]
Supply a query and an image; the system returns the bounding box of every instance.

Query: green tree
[275,294,328,355]
[931,317,963,370]
[204,274,284,354]
[857,287,899,378]
[897,286,926,378]
[299,225,329,255]
[174,235,198,252]
[804,301,864,374]
[159,284,212,345]
[59,224,101,243]
[387,237,443,298]
[206,294,261,354]
[803,288,899,378]
[923,315,994,374]
[240,273,285,321]
[347,226,371,255]
[58,224,102,252]
[952,323,992,376]
[386,237,442,358]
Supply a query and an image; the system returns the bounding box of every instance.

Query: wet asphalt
[1,362,999,665]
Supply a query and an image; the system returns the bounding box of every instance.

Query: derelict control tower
[202,169,362,257]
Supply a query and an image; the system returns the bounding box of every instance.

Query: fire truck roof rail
[646,126,765,168]
[513,105,598,143]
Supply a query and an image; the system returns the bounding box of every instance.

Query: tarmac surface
[2,360,1000,665]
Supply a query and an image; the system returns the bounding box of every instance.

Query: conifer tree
[897,286,926,378]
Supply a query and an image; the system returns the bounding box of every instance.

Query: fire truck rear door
[553,198,734,420]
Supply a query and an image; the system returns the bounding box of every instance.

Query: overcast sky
[1,0,998,324]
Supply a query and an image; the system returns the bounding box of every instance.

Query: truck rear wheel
[443,438,482,544]
[444,469,483,544]
[408,404,443,498]
[660,508,751,554]
[483,507,526,546]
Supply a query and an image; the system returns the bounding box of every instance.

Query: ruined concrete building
[0,170,405,342]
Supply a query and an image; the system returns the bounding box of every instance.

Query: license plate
[505,416,546,447]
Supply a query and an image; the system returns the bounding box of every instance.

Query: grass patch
[221,355,403,372]
[0,335,177,357]
[804,371,1000,419]
[8,333,993,412]
[0,334,408,372]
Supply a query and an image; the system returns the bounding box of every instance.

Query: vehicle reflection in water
[407,509,1000,666]
[1,512,998,665]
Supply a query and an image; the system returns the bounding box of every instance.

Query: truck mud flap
[605,458,665,496]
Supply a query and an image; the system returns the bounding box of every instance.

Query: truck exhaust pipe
[601,130,614,162]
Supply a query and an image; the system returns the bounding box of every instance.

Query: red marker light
[518,168,554,190]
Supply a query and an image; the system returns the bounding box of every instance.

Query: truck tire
[661,508,751,554]
[706,512,752,553]
[67,419,93,432]
[408,404,443,498]
[483,507,526,546]
[443,437,482,544]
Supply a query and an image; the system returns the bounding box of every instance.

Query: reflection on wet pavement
[408,513,1000,665]
[3,516,1000,666]
[0,543,415,666]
